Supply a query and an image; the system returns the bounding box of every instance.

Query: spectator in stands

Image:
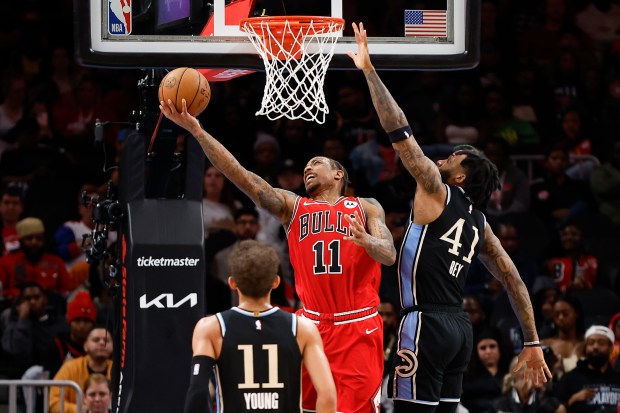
[276,158,305,196]
[52,73,118,184]
[609,312,620,367]
[83,373,112,413]
[212,207,294,311]
[590,139,620,226]
[461,326,510,413]
[542,295,586,377]
[49,326,113,413]
[532,277,561,339]
[201,163,241,239]
[0,74,26,141]
[484,137,531,217]
[332,79,378,152]
[554,325,620,413]
[529,146,592,231]
[490,354,566,413]
[463,294,490,343]
[349,126,399,193]
[435,78,483,146]
[545,222,598,293]
[54,184,99,271]
[45,290,96,377]
[0,185,24,255]
[0,217,71,301]
[518,0,573,70]
[479,87,541,154]
[276,118,320,167]
[556,107,592,156]
[0,281,67,378]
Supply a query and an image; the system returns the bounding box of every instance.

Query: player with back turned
[347,22,552,413]
[160,91,396,412]
[184,240,336,413]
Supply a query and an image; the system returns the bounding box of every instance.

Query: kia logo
[139,293,198,308]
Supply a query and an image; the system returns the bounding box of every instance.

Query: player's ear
[334,168,344,182]
[272,275,281,290]
[228,276,238,291]
[453,171,466,185]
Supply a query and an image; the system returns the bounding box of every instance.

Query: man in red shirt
[0,186,24,255]
[0,217,71,301]
[160,100,397,413]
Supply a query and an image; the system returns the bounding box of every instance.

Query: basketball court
[74,1,481,411]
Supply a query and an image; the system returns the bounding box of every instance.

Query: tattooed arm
[478,223,537,341]
[478,223,552,384]
[344,198,396,265]
[347,22,443,197]
[160,99,295,223]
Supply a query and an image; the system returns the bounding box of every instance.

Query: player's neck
[311,188,342,203]
[237,295,273,313]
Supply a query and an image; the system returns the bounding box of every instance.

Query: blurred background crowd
[1,0,620,411]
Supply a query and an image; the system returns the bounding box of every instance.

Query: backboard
[75,0,479,70]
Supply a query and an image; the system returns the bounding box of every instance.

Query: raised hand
[346,22,373,72]
[343,211,370,248]
[159,98,202,136]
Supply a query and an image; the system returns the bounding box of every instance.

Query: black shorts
[389,307,472,407]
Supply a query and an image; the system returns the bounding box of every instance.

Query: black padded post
[113,130,206,413]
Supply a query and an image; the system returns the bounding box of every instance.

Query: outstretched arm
[160,99,295,222]
[347,23,443,197]
[344,199,396,265]
[478,223,552,384]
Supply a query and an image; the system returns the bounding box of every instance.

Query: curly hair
[454,145,500,210]
[228,240,280,298]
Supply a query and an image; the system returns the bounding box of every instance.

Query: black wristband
[387,126,413,143]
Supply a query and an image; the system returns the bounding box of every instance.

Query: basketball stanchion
[240,16,345,124]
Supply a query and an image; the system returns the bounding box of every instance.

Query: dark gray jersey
[398,185,487,308]
[214,307,302,412]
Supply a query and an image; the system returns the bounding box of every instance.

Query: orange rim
[239,16,345,35]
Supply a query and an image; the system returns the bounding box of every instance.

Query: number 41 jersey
[399,185,487,308]
[287,196,381,313]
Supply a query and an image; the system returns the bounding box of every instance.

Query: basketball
[158,67,211,116]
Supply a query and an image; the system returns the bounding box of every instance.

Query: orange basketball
[158,67,211,116]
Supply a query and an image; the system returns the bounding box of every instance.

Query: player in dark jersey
[348,22,552,413]
[184,240,336,413]
[161,93,397,413]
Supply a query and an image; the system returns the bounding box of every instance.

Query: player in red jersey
[160,100,397,413]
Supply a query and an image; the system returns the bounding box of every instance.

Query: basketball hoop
[240,16,345,124]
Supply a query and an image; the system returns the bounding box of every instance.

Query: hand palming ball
[158,67,211,116]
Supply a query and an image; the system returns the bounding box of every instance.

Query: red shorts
[298,308,383,413]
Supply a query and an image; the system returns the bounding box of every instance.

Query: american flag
[404,10,447,37]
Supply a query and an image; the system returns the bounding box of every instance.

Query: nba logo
[109,0,132,35]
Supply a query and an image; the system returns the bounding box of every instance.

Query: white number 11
[237,344,284,389]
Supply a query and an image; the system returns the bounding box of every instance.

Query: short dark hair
[1,185,24,202]
[228,240,279,298]
[327,158,350,196]
[233,207,259,222]
[454,145,500,209]
[18,281,45,294]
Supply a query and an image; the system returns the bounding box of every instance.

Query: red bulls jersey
[287,196,381,313]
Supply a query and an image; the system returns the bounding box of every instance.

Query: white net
[240,17,344,124]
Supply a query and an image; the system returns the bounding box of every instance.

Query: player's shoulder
[295,314,320,338]
[358,196,384,212]
[195,314,222,335]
